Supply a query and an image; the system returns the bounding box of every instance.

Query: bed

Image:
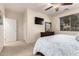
[33,34,79,56]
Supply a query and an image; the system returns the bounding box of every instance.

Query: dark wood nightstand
[40,32,54,37]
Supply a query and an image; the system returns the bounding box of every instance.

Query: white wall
[24,8,51,44]
[52,8,79,35]
[0,4,4,53]
[5,9,24,41]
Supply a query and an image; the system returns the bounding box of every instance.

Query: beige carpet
[0,41,35,56]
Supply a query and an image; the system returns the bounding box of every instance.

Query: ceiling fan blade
[45,6,53,11]
[61,3,73,5]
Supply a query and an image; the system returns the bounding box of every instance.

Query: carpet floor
[0,41,35,56]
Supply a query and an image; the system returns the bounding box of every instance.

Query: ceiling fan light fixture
[52,3,61,8]
[55,8,59,11]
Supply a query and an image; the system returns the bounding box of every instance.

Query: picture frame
[45,22,52,32]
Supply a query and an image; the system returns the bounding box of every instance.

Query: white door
[5,18,16,43]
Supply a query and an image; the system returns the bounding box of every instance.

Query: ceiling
[4,3,79,15]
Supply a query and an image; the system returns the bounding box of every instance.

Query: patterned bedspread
[33,34,79,56]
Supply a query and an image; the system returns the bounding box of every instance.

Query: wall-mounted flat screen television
[35,17,44,25]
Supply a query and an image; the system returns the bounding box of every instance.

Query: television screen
[35,17,44,25]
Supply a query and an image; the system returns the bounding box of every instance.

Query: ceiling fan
[45,3,73,12]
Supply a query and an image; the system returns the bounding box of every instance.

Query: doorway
[4,18,17,43]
